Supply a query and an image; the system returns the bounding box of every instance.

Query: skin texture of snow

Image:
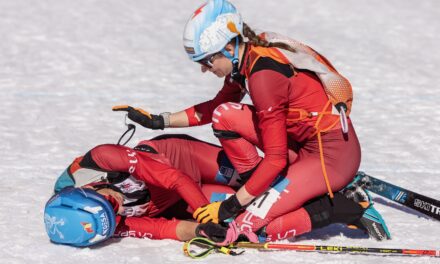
[0,0,439,263]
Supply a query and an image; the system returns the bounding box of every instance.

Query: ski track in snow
[0,0,439,263]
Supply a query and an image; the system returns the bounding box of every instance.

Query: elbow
[265,152,288,170]
[272,158,287,170]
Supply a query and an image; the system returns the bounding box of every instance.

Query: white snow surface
[1,0,439,263]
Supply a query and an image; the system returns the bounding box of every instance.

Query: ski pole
[182,238,440,259]
[234,242,440,257]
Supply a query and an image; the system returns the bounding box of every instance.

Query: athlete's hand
[193,202,221,224]
[196,221,259,246]
[195,222,234,244]
[112,105,165,130]
[193,195,243,224]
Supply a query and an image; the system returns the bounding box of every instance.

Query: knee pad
[133,144,158,154]
[212,102,246,139]
[212,102,244,127]
[304,193,364,229]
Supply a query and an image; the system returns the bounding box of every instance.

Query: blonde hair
[242,23,297,53]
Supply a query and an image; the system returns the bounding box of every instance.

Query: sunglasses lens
[198,58,212,68]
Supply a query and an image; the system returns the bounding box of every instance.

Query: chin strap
[221,36,240,78]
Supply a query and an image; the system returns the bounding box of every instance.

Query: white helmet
[183,0,243,62]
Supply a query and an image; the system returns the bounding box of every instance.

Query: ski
[355,171,440,221]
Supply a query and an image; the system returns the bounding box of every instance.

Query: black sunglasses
[197,52,221,68]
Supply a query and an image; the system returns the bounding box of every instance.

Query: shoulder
[250,56,294,78]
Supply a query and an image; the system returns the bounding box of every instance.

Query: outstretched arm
[113,75,245,129]
[116,216,248,243]
[115,216,195,241]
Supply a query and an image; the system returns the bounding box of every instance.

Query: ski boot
[343,185,391,241]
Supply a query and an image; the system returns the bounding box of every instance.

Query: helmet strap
[221,36,240,78]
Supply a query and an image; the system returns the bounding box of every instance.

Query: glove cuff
[194,224,204,237]
[160,112,171,128]
[195,222,228,243]
[219,195,243,220]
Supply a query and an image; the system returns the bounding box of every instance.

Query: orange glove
[112,105,165,130]
[193,202,222,224]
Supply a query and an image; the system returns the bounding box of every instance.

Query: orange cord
[286,101,339,199]
[286,108,313,122]
[314,101,335,199]
[317,131,334,199]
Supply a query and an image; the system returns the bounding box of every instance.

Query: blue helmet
[44,187,116,247]
[183,0,243,62]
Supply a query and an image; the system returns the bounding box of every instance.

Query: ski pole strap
[117,123,136,146]
[183,238,244,259]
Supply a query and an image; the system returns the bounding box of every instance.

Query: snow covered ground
[1,0,439,263]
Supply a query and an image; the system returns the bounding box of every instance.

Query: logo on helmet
[184,46,195,55]
[227,21,239,34]
[100,213,109,235]
[81,222,94,233]
[44,213,65,240]
[192,3,207,19]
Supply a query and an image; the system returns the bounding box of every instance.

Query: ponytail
[242,23,297,53]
